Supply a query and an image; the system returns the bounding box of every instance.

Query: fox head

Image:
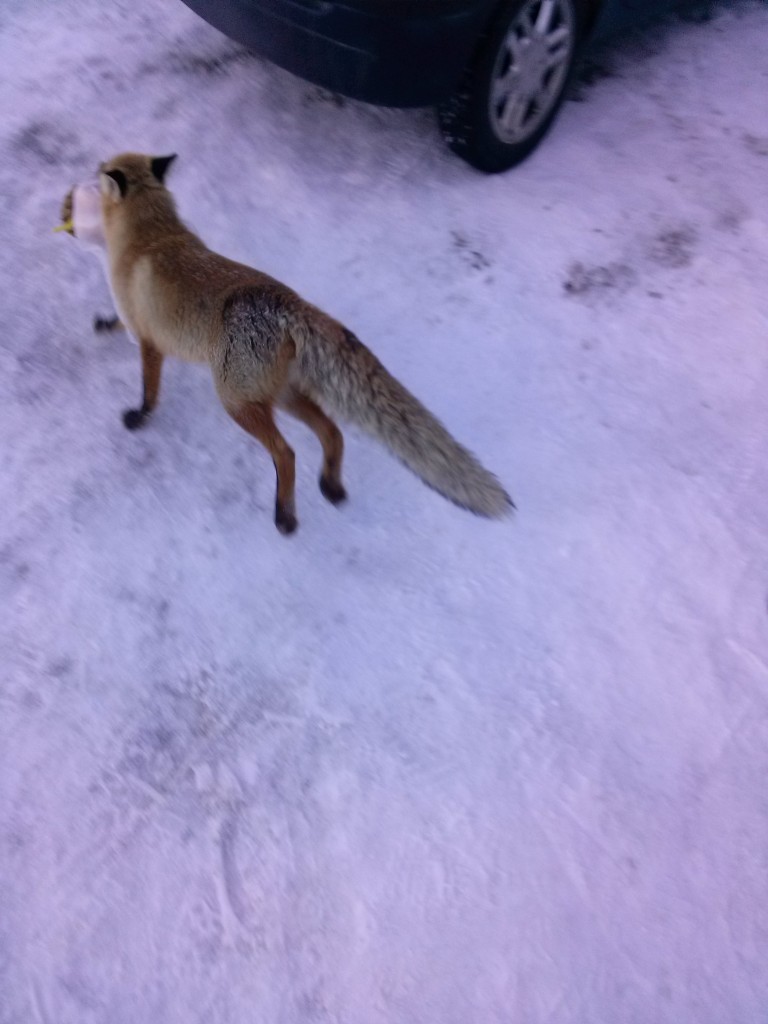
[97,152,179,246]
[99,152,177,204]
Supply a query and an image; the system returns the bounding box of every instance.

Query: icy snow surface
[2,1,768,1021]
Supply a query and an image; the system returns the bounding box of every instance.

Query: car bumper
[179,0,490,107]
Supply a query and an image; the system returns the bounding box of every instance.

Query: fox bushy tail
[295,319,513,518]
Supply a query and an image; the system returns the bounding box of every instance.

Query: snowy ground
[2,1,768,1021]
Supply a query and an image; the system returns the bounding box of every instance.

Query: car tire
[439,0,585,173]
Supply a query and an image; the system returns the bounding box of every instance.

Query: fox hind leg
[280,388,347,506]
[225,400,298,535]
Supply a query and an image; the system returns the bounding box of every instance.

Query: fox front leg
[123,339,163,430]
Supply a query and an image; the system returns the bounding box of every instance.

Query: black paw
[275,505,298,535]
[123,408,148,430]
[319,476,347,506]
[94,315,121,333]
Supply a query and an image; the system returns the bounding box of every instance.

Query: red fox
[64,152,513,534]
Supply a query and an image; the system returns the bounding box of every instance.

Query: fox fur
[71,152,513,534]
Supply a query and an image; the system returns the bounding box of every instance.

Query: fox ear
[101,168,127,199]
[150,154,177,184]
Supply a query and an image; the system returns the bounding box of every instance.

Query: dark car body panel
[180,0,497,105]
[593,0,672,37]
[179,0,673,107]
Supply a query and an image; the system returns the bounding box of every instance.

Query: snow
[2,1,768,1021]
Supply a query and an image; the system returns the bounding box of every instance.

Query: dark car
[178,0,677,172]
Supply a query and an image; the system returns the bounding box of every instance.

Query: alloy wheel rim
[489,0,576,145]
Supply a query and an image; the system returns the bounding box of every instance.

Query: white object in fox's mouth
[70,181,106,250]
